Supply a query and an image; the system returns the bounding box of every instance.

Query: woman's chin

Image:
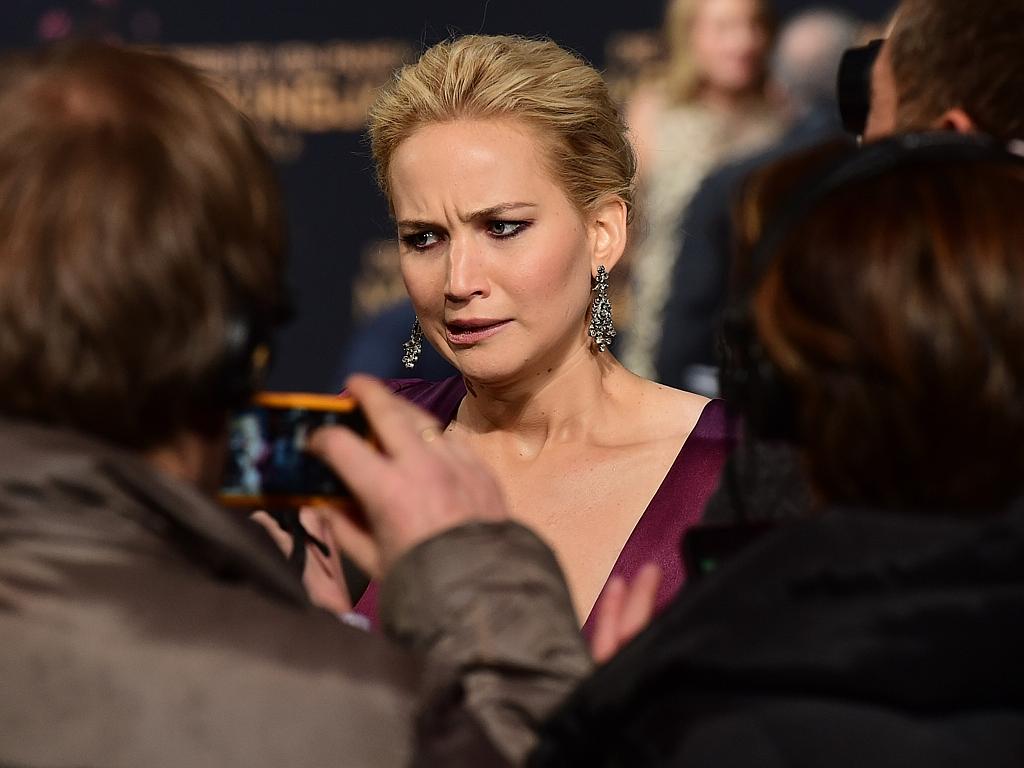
[456,368,516,388]
[448,356,523,388]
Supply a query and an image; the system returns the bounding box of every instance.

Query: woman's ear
[588,196,629,277]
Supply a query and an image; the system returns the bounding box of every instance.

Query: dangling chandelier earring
[402,318,423,369]
[588,265,616,352]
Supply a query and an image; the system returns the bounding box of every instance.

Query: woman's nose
[444,236,489,302]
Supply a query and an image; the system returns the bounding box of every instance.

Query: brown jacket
[0,419,590,767]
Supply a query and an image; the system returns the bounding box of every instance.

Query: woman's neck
[455,347,630,457]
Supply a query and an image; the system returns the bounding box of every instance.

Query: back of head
[746,141,1024,511]
[0,42,287,450]
[889,0,1024,140]
[368,34,636,223]
[772,8,861,112]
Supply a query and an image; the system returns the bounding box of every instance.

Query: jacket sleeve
[380,521,593,766]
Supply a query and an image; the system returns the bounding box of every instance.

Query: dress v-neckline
[359,378,733,636]
[432,379,720,625]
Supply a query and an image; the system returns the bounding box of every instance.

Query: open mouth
[445,319,511,345]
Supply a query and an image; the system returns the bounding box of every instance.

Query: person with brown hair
[0,41,288,455]
[865,0,1024,141]
[339,34,733,637]
[0,42,590,767]
[695,0,1024,526]
[749,153,1024,511]
[527,136,1024,766]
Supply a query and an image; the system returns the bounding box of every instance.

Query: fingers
[344,375,443,458]
[298,508,353,614]
[307,424,391,510]
[589,564,663,665]
[311,374,509,575]
[319,504,382,579]
[251,510,294,557]
[618,563,662,645]
[252,508,355,614]
[590,575,626,665]
[309,389,498,530]
[299,508,337,568]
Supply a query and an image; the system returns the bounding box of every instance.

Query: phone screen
[219,392,369,509]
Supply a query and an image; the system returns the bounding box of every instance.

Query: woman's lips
[445,319,511,345]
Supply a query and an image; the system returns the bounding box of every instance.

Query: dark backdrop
[2,0,894,391]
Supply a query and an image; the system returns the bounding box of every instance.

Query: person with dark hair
[866,0,1024,141]
[527,136,1024,766]
[701,0,1024,521]
[0,42,589,767]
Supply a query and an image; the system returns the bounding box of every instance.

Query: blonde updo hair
[368,34,636,224]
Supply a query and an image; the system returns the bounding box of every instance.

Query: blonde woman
[346,35,734,634]
[623,0,785,378]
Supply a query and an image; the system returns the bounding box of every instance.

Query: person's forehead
[392,119,550,177]
[388,118,566,210]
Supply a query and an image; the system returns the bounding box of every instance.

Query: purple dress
[354,377,734,636]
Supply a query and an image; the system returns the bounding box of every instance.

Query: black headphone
[210,287,294,412]
[837,39,883,136]
[216,309,273,408]
[718,132,1024,442]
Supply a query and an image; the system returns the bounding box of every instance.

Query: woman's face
[389,118,599,386]
[691,0,769,95]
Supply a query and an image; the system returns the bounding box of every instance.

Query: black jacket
[532,498,1024,767]
[655,107,852,392]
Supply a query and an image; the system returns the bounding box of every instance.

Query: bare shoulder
[644,380,709,433]
[615,374,710,443]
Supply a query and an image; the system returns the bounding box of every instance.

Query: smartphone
[218,392,369,509]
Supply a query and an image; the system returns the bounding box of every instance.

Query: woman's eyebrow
[397,202,537,230]
[397,218,438,231]
[460,202,537,222]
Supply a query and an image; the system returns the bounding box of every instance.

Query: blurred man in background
[655,8,861,393]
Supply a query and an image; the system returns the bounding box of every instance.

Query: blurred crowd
[3,0,1024,766]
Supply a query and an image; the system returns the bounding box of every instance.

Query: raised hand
[307,374,509,578]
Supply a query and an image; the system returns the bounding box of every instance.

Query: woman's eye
[402,231,440,250]
[487,221,527,238]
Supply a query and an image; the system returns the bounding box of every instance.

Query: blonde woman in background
[622,0,785,378]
